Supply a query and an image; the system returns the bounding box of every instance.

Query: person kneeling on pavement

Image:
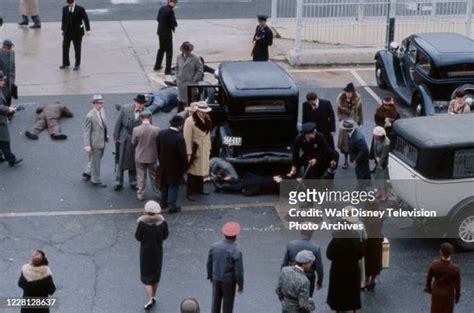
[209,157,243,192]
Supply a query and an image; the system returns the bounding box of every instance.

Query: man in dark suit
[343,120,371,180]
[252,15,273,61]
[157,115,188,213]
[154,0,178,74]
[302,92,336,148]
[60,0,90,71]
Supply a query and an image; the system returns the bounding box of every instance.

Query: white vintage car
[388,114,474,250]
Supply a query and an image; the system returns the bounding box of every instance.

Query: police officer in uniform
[251,15,273,62]
[289,122,338,179]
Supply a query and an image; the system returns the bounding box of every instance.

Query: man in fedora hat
[176,41,203,112]
[252,15,273,61]
[154,0,178,74]
[0,39,16,107]
[157,115,188,213]
[207,221,244,313]
[132,109,160,202]
[25,102,74,141]
[0,71,22,166]
[341,119,371,181]
[83,94,108,187]
[113,94,146,191]
[289,122,338,179]
[277,250,316,312]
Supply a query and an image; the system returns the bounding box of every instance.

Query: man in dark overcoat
[113,94,145,191]
[343,119,371,180]
[252,15,273,61]
[60,0,90,70]
[302,92,336,148]
[154,0,178,74]
[289,122,338,179]
[0,71,22,166]
[157,115,188,213]
[0,40,16,106]
[25,102,73,140]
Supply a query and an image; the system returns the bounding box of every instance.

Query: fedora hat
[340,119,356,131]
[134,94,147,104]
[194,101,212,113]
[180,41,194,53]
[92,94,104,103]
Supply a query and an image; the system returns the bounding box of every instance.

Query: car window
[453,149,474,178]
[417,49,431,74]
[407,42,417,63]
[394,137,418,168]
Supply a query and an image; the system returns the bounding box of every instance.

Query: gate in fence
[271,0,474,50]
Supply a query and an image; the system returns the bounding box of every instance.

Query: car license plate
[223,136,242,146]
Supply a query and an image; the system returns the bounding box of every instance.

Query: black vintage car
[375,32,474,116]
[193,61,299,174]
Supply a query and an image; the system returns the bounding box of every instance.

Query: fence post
[295,0,304,52]
[385,0,397,48]
[271,0,278,21]
[466,0,473,38]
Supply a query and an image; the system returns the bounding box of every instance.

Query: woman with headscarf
[336,82,364,169]
[176,41,204,112]
[369,126,390,181]
[135,200,169,310]
[374,97,400,148]
[425,242,461,313]
[183,101,212,201]
[327,226,364,313]
[18,250,56,313]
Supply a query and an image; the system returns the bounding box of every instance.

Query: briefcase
[11,84,18,99]
[382,237,390,269]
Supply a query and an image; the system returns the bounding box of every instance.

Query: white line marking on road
[87,9,110,14]
[111,0,140,4]
[349,69,382,104]
[289,67,373,74]
[0,202,277,218]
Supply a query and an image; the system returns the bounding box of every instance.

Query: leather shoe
[168,207,182,214]
[29,24,41,29]
[92,182,107,188]
[9,159,23,167]
[186,195,196,202]
[82,173,91,179]
[130,185,138,191]
[59,64,69,69]
[25,131,39,140]
[51,134,67,140]
[114,184,123,191]
[154,66,163,71]
[199,191,210,195]
[73,65,80,71]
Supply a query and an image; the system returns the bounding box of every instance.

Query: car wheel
[412,94,424,116]
[375,62,388,89]
[451,207,474,251]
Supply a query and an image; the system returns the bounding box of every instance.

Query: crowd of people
[0,1,468,313]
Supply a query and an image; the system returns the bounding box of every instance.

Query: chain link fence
[271,0,474,50]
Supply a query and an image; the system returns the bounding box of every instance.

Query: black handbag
[11,84,18,99]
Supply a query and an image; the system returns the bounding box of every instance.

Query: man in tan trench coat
[19,0,41,28]
[183,101,212,201]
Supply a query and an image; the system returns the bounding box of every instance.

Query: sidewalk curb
[287,47,380,66]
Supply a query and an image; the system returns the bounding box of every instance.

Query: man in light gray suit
[83,94,108,187]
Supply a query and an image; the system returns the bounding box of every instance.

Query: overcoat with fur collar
[18,263,56,313]
[135,214,169,285]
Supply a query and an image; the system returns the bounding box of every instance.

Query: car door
[401,38,418,91]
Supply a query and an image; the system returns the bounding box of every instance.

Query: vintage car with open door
[375,32,474,116]
[388,114,474,250]
[190,61,299,174]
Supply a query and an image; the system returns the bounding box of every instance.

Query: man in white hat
[277,250,316,312]
[83,94,108,187]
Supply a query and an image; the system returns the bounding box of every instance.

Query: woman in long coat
[374,97,400,149]
[18,250,56,313]
[176,41,204,112]
[336,82,364,169]
[327,227,364,313]
[19,0,41,28]
[369,126,390,181]
[425,243,461,313]
[183,101,212,199]
[135,201,169,310]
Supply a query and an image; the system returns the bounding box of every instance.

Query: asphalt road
[0,0,272,23]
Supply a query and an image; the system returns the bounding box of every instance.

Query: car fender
[448,196,474,221]
[414,85,435,116]
[375,51,398,88]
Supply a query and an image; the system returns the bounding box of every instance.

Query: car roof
[219,61,298,97]
[413,33,474,67]
[393,114,474,149]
